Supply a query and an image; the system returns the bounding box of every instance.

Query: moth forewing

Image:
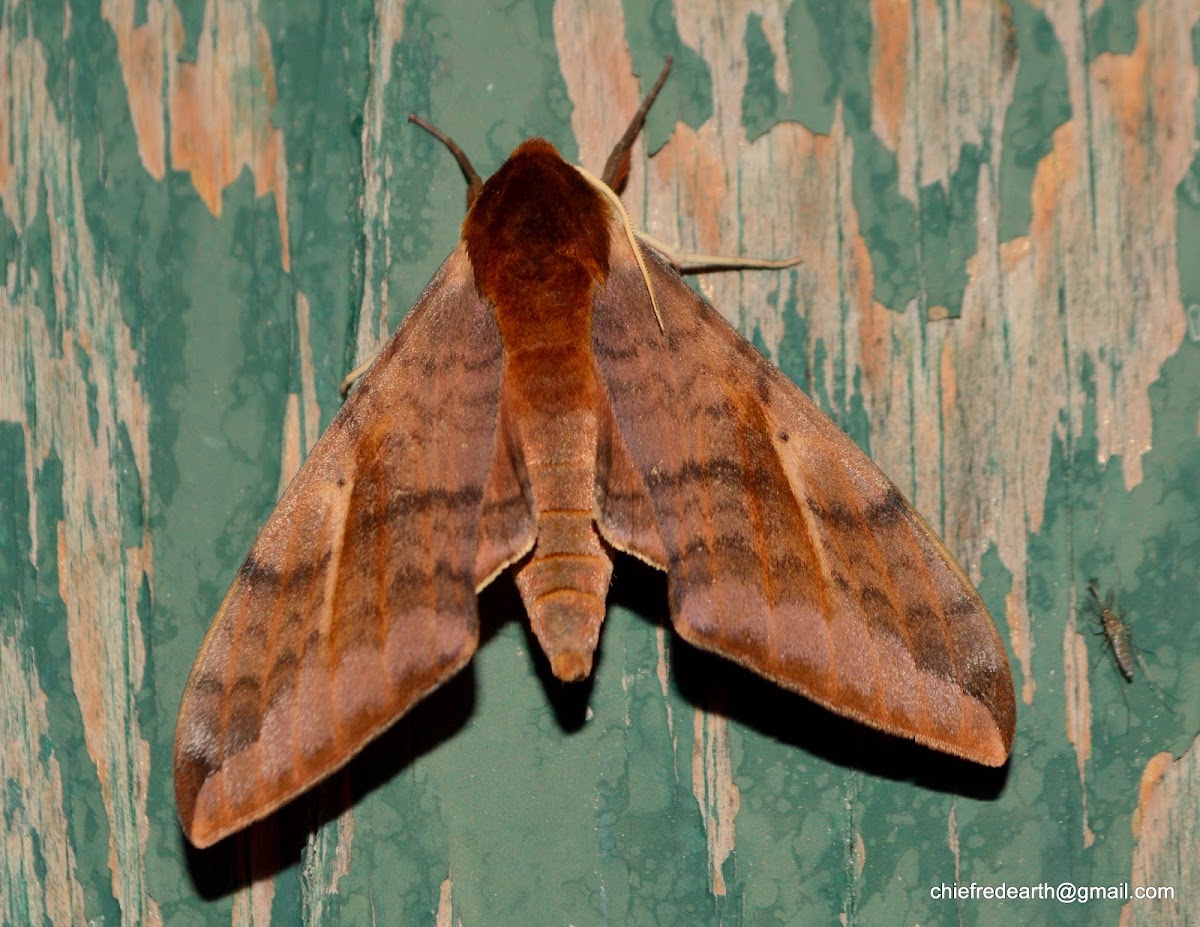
[174,251,516,848]
[592,236,1016,767]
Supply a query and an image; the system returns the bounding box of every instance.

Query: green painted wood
[2,1,1198,924]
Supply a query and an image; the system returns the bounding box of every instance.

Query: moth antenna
[409,114,485,209]
[636,231,803,276]
[344,116,483,395]
[575,164,663,331]
[601,57,673,192]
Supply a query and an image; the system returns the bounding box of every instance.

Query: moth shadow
[183,621,502,897]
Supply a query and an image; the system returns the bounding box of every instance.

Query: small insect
[1087,579,1134,681]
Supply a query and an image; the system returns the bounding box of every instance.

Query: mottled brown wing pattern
[174,245,536,848]
[592,239,1015,766]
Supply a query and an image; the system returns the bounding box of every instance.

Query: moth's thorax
[463,138,611,359]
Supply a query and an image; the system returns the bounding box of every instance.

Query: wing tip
[175,758,299,850]
[179,794,268,850]
[174,736,220,848]
[181,809,224,851]
[907,676,1016,768]
[923,713,1014,768]
[173,756,245,850]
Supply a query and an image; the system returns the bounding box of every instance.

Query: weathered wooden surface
[2,1,1198,924]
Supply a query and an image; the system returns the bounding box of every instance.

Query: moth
[1087,578,1135,681]
[175,62,1016,849]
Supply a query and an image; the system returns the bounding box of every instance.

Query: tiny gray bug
[1087,579,1134,681]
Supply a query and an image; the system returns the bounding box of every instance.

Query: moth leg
[600,58,673,193]
[636,232,802,276]
[339,356,376,397]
